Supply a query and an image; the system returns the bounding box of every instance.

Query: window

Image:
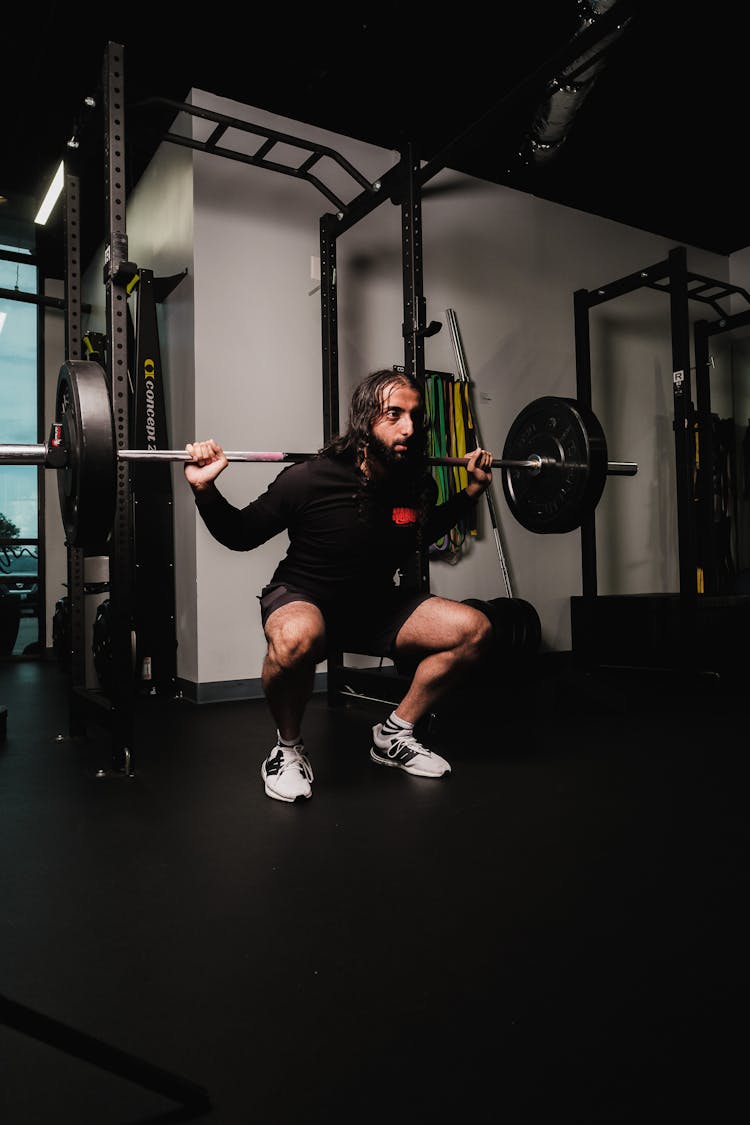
[0,248,41,658]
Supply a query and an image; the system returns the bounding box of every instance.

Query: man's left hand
[465,447,493,498]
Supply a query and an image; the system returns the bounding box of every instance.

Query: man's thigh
[393,595,483,656]
[260,584,327,660]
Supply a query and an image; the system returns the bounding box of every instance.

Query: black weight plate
[516,597,541,656]
[55,360,116,551]
[485,596,541,658]
[52,595,71,667]
[462,596,541,660]
[91,597,138,697]
[502,396,608,533]
[92,598,113,696]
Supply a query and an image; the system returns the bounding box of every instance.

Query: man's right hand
[183,439,229,491]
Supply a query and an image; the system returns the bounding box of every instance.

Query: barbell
[0,360,638,551]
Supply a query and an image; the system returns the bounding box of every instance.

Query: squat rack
[693,301,750,595]
[571,246,750,680]
[573,244,750,598]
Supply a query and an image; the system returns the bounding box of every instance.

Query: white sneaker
[370,724,451,778]
[261,743,313,802]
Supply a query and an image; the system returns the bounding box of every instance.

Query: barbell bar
[115,449,637,476]
[0,444,637,475]
[0,360,639,549]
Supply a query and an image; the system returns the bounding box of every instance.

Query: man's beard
[367,433,422,476]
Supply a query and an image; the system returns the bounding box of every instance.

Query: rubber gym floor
[0,654,742,1124]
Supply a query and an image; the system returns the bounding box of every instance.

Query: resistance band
[425,370,479,560]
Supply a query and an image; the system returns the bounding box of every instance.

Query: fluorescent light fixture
[0,312,6,335]
[34,161,64,225]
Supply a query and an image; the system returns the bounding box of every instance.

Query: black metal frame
[573,244,750,598]
[62,170,93,731]
[571,245,750,678]
[133,96,381,216]
[693,302,750,594]
[320,146,439,705]
[60,49,138,768]
[101,44,139,775]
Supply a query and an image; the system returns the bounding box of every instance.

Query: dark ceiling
[2,1,748,279]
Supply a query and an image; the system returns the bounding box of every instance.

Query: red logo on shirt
[392,506,417,526]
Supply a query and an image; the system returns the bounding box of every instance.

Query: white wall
[62,87,738,694]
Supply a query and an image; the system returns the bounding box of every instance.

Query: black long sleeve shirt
[193,455,477,601]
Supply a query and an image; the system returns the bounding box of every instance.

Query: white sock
[380,711,413,737]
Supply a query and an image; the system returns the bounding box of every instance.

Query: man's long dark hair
[318,368,434,530]
[319,368,427,467]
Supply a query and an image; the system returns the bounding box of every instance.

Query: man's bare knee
[265,605,325,671]
[269,634,318,672]
[459,607,494,661]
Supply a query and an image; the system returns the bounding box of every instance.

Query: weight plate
[501,396,608,533]
[91,597,138,697]
[462,596,541,660]
[55,360,116,551]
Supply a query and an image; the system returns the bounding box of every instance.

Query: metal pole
[445,307,513,598]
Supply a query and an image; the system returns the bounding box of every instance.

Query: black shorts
[258,582,433,658]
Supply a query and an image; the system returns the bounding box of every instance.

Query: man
[184,368,495,803]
